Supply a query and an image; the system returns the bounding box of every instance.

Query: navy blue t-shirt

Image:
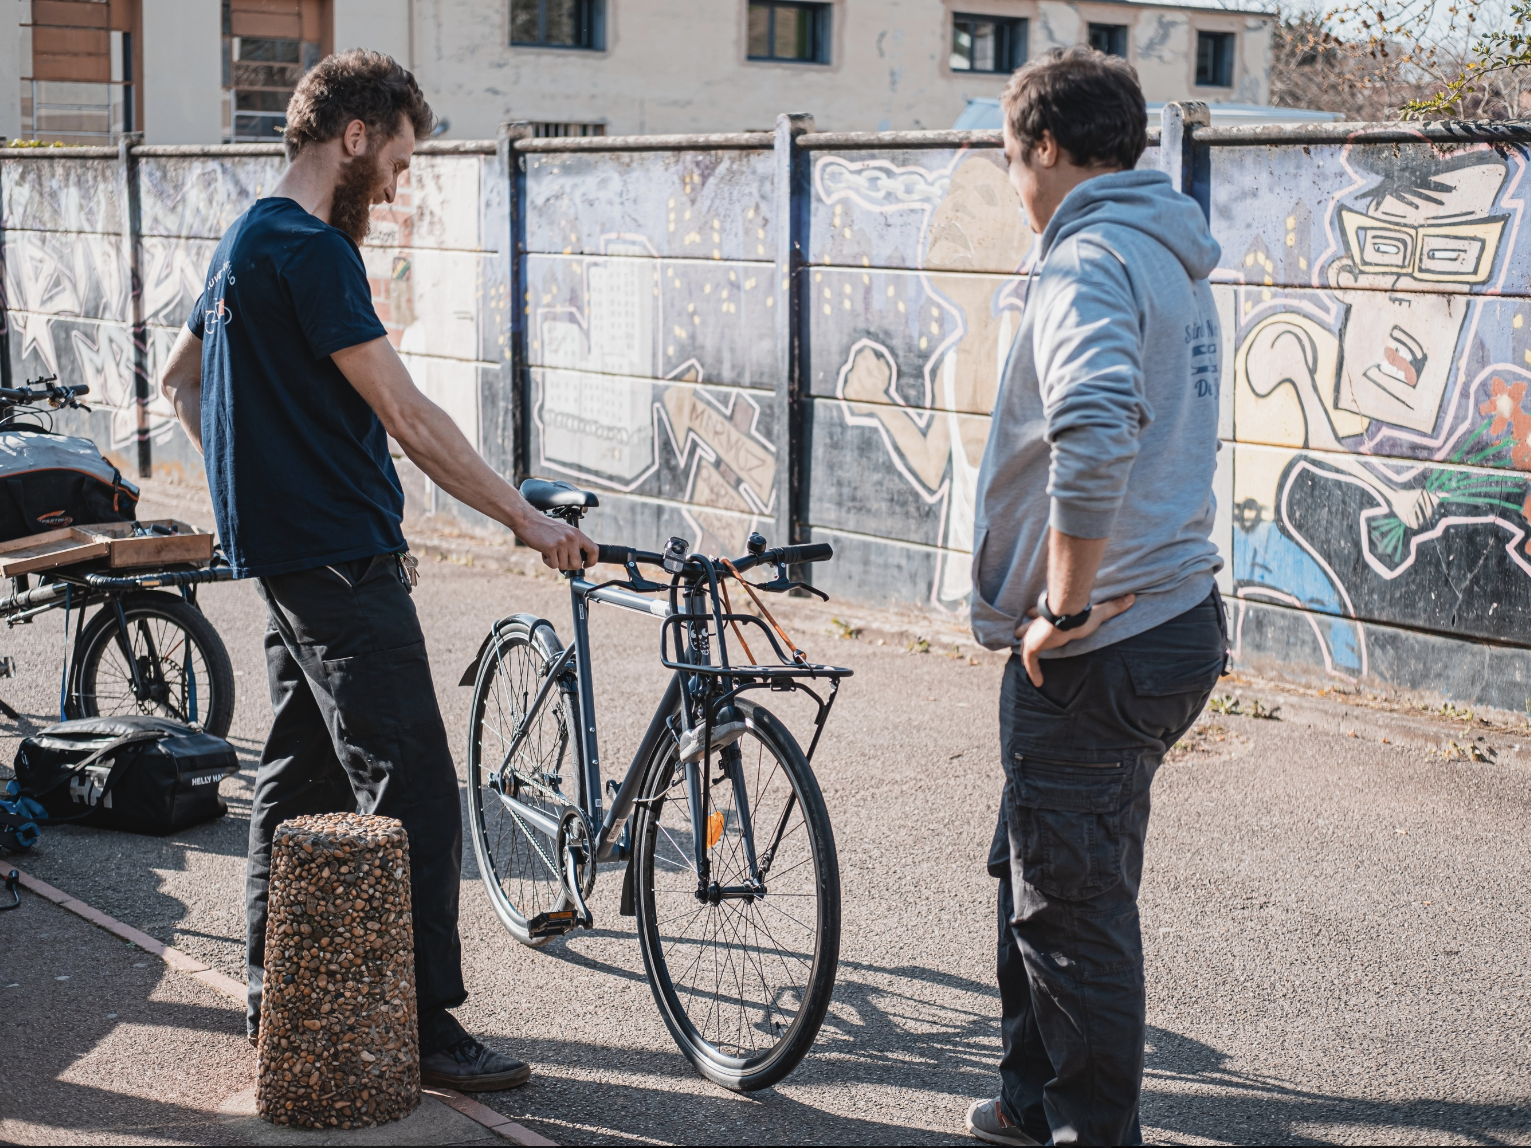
[189,197,402,578]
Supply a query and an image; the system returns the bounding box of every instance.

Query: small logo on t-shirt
[206,297,235,329]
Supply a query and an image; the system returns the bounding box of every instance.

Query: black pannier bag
[0,428,139,541]
[14,715,239,835]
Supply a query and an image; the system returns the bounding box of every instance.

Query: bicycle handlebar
[0,378,89,405]
[594,540,833,576]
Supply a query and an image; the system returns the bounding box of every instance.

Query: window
[222,1,329,144]
[1087,23,1128,58]
[530,122,606,137]
[950,14,1026,73]
[1196,31,1235,87]
[20,0,138,144]
[747,2,831,64]
[511,0,605,50]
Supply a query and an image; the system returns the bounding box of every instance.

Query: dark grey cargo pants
[244,554,468,1051]
[989,591,1226,1145]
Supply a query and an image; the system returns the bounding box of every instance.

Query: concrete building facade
[3,0,1273,144]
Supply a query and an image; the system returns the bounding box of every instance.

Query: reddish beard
[329,148,385,243]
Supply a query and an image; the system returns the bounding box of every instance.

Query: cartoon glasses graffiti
[1339,208,1507,284]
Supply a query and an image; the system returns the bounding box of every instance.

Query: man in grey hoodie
[964,49,1227,1147]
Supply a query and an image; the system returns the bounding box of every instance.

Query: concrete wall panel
[526,254,776,389]
[4,230,129,323]
[529,369,777,518]
[139,157,284,240]
[1,159,122,233]
[1211,141,1531,297]
[523,149,775,260]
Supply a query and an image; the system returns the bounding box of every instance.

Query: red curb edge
[8,866,558,1146]
[425,1088,558,1146]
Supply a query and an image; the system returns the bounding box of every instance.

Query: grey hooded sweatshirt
[970,168,1223,655]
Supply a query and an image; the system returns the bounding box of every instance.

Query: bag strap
[23,728,171,803]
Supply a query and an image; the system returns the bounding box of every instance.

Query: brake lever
[624,558,666,593]
[749,561,830,601]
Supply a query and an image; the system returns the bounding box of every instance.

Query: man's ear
[342,119,368,157]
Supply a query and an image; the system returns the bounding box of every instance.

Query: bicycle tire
[632,697,841,1091]
[466,615,586,948]
[68,591,236,738]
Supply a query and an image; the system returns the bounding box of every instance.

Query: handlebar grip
[778,542,834,565]
[596,543,631,566]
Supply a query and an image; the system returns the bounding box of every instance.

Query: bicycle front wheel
[633,697,840,1091]
[69,592,235,738]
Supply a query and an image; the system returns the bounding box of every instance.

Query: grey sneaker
[965,1098,1040,1146]
[420,1036,531,1092]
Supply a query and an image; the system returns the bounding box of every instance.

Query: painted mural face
[1330,156,1508,434]
[1230,143,1531,680]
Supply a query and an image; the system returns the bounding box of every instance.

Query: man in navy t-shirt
[160,50,595,1092]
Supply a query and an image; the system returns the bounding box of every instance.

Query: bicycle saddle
[520,478,599,511]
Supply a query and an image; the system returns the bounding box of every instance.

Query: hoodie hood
[1035,169,1221,280]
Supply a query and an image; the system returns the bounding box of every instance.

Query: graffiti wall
[1211,135,1531,705]
[0,144,499,497]
[8,121,1531,711]
[521,145,781,559]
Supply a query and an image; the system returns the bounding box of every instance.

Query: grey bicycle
[462,478,850,1091]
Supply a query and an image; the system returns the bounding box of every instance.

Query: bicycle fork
[688,740,768,905]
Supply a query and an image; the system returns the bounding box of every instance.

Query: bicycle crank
[555,807,597,929]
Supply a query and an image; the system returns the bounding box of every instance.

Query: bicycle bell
[747,532,767,556]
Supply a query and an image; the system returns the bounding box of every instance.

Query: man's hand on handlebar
[514,512,600,572]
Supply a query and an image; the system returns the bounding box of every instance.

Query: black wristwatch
[1036,589,1092,631]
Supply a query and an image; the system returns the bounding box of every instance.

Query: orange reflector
[706,810,725,850]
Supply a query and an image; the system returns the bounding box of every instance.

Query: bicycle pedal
[526,909,582,938]
[677,720,747,763]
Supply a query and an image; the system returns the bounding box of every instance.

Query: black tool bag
[13,715,239,835]
[0,428,139,541]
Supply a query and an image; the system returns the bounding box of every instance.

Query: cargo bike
[0,378,236,737]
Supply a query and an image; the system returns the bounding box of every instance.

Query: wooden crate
[0,520,213,577]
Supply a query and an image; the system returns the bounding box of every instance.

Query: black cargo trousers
[989,590,1226,1145]
[244,553,467,1049]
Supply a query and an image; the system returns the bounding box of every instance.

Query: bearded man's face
[329,143,391,244]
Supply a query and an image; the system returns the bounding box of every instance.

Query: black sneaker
[420,1035,531,1092]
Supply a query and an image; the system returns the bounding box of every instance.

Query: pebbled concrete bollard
[256,812,420,1129]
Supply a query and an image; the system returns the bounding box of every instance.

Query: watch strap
[1037,589,1092,631]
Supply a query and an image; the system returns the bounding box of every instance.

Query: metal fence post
[502,121,533,487]
[0,147,11,394]
[119,132,149,478]
[773,112,814,553]
[1160,101,1210,220]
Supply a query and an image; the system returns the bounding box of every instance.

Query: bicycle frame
[483,553,850,921]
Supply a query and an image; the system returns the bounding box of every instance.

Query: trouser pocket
[1007,754,1128,901]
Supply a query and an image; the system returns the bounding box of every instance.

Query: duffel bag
[0,428,139,541]
[14,715,238,835]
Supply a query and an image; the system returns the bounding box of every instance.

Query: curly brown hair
[1001,46,1146,171]
[283,50,435,161]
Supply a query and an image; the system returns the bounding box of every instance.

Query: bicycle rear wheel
[69,591,235,738]
[466,616,585,947]
[632,697,840,1091]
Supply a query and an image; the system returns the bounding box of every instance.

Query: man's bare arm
[1017,527,1136,687]
[331,336,597,571]
[160,326,205,454]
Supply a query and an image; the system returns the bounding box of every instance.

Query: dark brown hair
[1001,46,1147,171]
[283,50,435,161]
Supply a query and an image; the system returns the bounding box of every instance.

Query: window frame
[510,0,607,52]
[746,1,832,65]
[949,13,1028,74]
[1086,22,1129,58]
[1194,30,1236,88]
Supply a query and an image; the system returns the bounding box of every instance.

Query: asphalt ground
[2,485,1530,1144]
